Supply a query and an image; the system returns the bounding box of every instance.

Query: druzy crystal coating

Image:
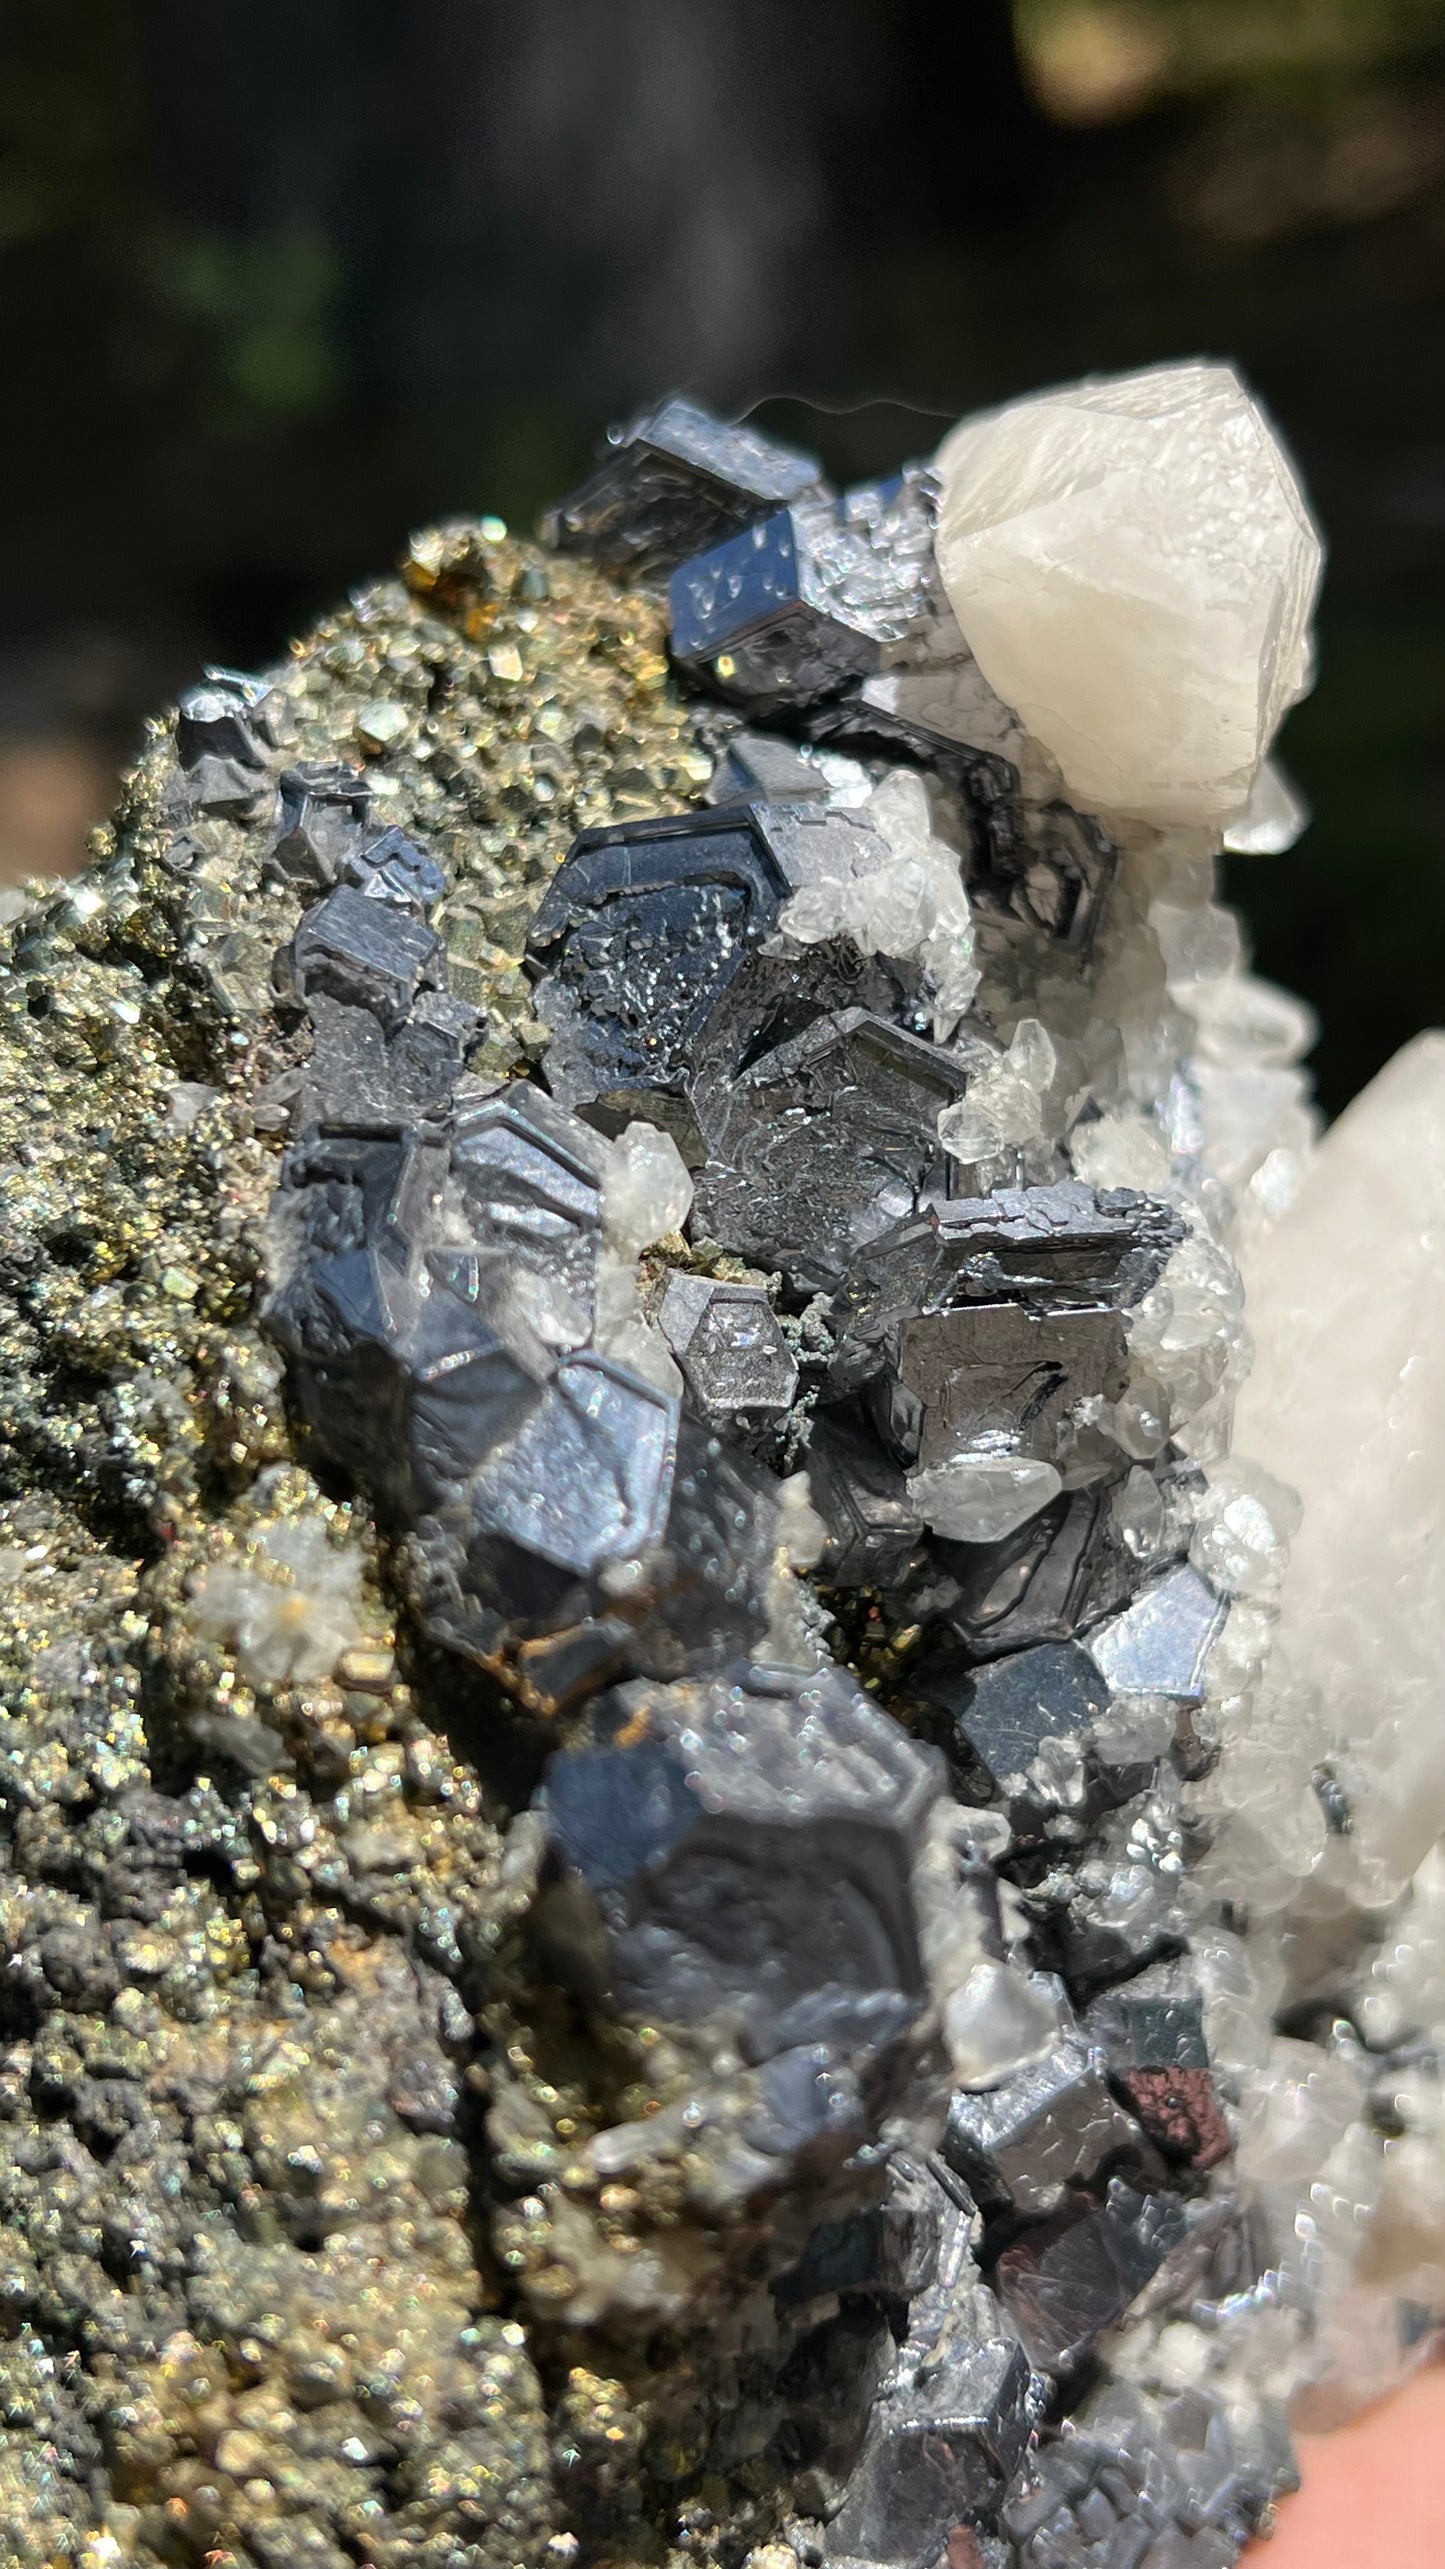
[0,362,1438,2569]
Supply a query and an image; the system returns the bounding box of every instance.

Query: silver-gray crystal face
[542,1660,942,2067]
[1083,1565,1227,1705]
[175,664,283,812]
[265,759,375,890]
[284,881,446,1030]
[826,2332,1033,2566]
[694,1008,976,1291]
[547,393,825,583]
[942,2036,1143,2218]
[902,1300,1128,1472]
[659,1273,799,1420]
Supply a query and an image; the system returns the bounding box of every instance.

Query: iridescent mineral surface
[0,369,1438,2569]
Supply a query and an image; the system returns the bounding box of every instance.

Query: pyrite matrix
[0,365,1440,2569]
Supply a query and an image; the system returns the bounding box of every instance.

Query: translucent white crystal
[1151,898,1244,984]
[603,1120,694,1252]
[1069,1113,1175,1197]
[779,767,979,1036]
[938,1019,1055,1165]
[906,1454,1062,1542]
[1189,1459,1300,1602]
[1090,1694,1178,1766]
[1233,1034,1445,1902]
[934,361,1322,824]
[935,1091,1008,1168]
[943,1958,1060,2090]
[168,1080,221,1130]
[759,1470,831,1670]
[1112,1465,1166,1559]
[1357,1843,1445,2051]
[1192,1059,1316,1197]
[591,1244,682,1396]
[1005,1015,1057,1093]
[189,1520,365,1687]
[1234,2036,1362,2190]
[1177,974,1318,1071]
[1222,754,1310,855]
[1191,1924,1281,2076]
[1127,1227,1247,1432]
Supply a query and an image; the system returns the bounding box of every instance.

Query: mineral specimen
[0,361,1436,2569]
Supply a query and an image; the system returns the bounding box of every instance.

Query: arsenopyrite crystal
[942,2031,1143,2218]
[175,664,284,811]
[6,369,1435,2569]
[548,392,825,581]
[264,757,374,888]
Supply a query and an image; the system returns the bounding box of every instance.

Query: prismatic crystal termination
[0,363,1439,2569]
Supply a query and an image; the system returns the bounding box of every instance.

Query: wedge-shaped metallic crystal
[265,760,375,892]
[928,1485,1138,1661]
[284,883,445,1031]
[412,1407,779,1691]
[670,472,949,719]
[670,504,883,713]
[930,1641,1110,1818]
[993,2179,1210,2372]
[942,2034,1142,2218]
[807,1402,924,1589]
[832,1185,1182,1377]
[902,1299,1128,1472]
[1083,1564,1226,1706]
[449,1082,609,1341]
[826,2327,1032,2564]
[775,2154,944,2309]
[548,393,824,583]
[470,1351,677,1575]
[526,800,912,1157]
[344,821,446,911]
[176,667,282,774]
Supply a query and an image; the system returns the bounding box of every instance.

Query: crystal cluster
[0,362,1439,2569]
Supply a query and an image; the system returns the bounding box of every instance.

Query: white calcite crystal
[1223,754,1311,855]
[189,1516,366,1687]
[934,360,1322,824]
[938,1014,1055,1164]
[593,1117,695,1393]
[1233,1034,1445,1906]
[907,1451,1063,1542]
[779,766,979,1034]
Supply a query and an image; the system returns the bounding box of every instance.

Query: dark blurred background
[2,0,1442,1112]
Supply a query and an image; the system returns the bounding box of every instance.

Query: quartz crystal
[0,373,1437,2569]
[934,361,1322,824]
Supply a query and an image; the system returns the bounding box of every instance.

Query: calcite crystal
[1233,1035,1445,1906]
[934,363,1322,825]
[0,361,1438,2569]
